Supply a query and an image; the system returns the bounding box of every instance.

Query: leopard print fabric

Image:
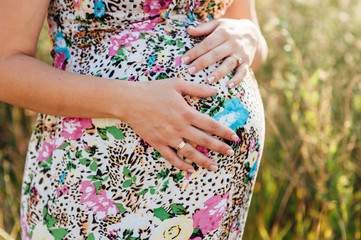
[20,0,265,239]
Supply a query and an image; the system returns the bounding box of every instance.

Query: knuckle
[226,58,236,69]
[163,154,173,162]
[181,109,194,122]
[224,29,233,38]
[218,27,231,37]
[208,120,219,132]
[200,137,212,147]
[211,48,222,59]
[197,158,210,167]
[232,74,242,84]
[232,38,242,49]
[221,144,231,153]
[169,78,182,91]
[194,58,207,70]
[171,123,183,133]
[163,124,176,136]
[247,33,258,45]
[183,149,194,158]
[202,41,212,50]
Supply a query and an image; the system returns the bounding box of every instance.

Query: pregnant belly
[65,18,264,143]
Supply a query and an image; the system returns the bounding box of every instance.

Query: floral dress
[20,0,265,239]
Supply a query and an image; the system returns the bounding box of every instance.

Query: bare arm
[0,0,130,119]
[0,0,237,172]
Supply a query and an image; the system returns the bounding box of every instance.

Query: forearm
[0,53,131,119]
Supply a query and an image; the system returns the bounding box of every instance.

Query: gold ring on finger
[176,140,186,151]
[230,55,243,66]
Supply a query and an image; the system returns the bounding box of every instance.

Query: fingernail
[209,165,218,171]
[187,168,195,173]
[232,134,239,141]
[188,66,196,75]
[228,82,235,88]
[226,149,234,156]
[182,56,190,64]
[207,76,215,84]
[188,25,195,29]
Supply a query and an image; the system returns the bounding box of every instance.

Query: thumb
[178,81,217,97]
[187,20,219,36]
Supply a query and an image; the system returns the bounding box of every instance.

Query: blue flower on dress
[213,98,249,131]
[60,172,66,184]
[188,11,195,22]
[94,0,106,18]
[54,32,70,58]
[148,55,156,66]
[249,161,258,178]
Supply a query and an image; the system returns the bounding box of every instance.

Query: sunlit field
[1,0,360,239]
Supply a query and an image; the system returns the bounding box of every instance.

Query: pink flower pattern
[54,52,67,70]
[108,31,141,56]
[80,181,119,220]
[193,193,229,235]
[152,65,164,72]
[56,185,69,197]
[230,218,237,231]
[195,145,209,157]
[21,213,31,240]
[73,0,80,8]
[38,137,65,162]
[142,0,172,16]
[249,137,256,151]
[60,117,92,140]
[174,56,182,67]
[131,17,161,31]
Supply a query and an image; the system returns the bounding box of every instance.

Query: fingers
[156,145,195,172]
[189,108,239,142]
[186,20,220,37]
[206,55,245,86]
[182,126,234,156]
[227,63,249,88]
[205,55,239,84]
[177,80,217,97]
[186,43,233,76]
[183,22,224,65]
[176,141,218,172]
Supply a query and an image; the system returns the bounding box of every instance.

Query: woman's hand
[119,78,238,173]
[182,19,261,88]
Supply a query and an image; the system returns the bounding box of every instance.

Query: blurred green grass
[1,0,360,239]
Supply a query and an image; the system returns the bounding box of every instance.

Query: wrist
[105,79,137,121]
[239,19,267,70]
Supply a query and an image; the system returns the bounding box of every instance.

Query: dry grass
[1,0,360,239]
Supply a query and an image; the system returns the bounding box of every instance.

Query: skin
[183,0,268,88]
[0,0,267,173]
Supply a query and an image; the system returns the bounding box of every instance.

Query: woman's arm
[0,0,237,173]
[182,0,268,87]
[0,0,124,118]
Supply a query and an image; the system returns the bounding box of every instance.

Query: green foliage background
[1,0,360,239]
